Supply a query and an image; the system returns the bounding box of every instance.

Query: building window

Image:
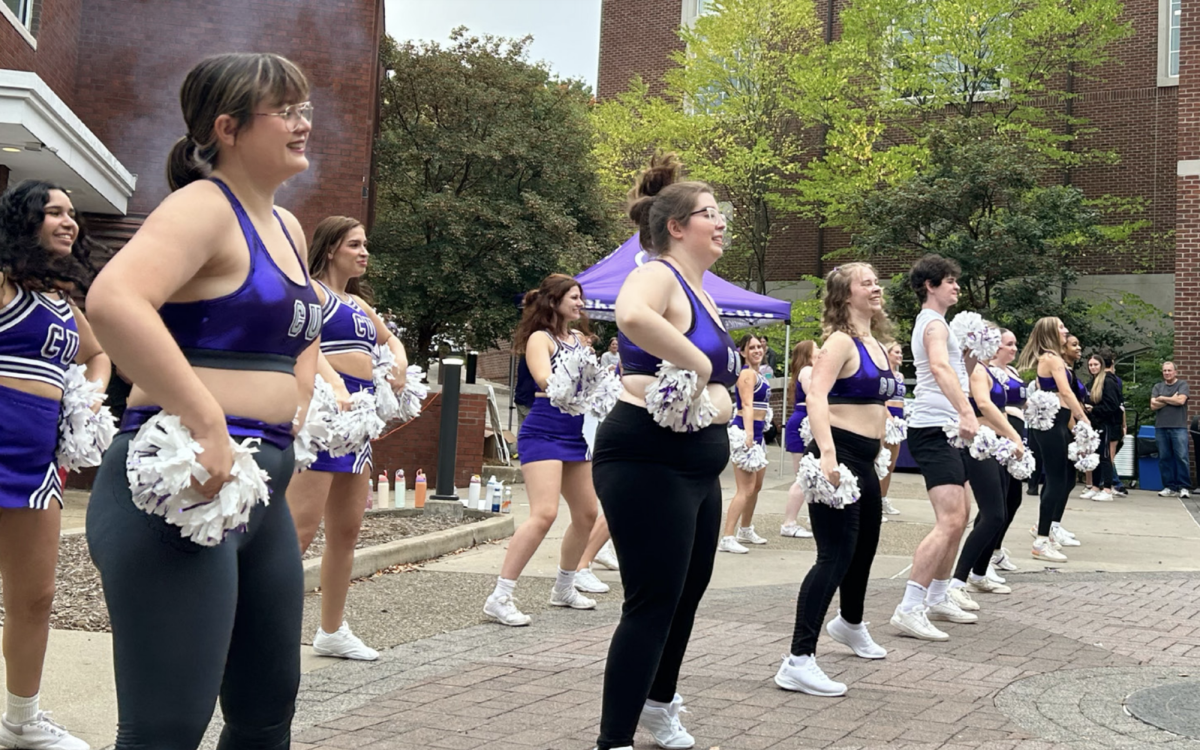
[681,0,714,27]
[1160,0,1181,86]
[887,11,1008,104]
[3,0,30,26]
[2,0,36,47]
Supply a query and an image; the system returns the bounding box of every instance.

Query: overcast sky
[385,0,603,89]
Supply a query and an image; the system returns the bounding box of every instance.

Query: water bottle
[481,476,496,511]
[492,481,502,513]
[377,471,390,509]
[414,469,427,508]
[501,486,512,514]
[466,475,481,509]
[394,469,406,508]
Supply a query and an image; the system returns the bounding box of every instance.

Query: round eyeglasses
[255,101,313,132]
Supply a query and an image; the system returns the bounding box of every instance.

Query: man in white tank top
[890,255,980,641]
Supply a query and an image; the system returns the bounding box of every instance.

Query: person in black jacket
[1087,352,1123,502]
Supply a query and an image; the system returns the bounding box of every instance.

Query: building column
[1176,0,1200,431]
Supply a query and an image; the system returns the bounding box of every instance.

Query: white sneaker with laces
[574,567,610,594]
[1032,538,1068,562]
[594,540,620,570]
[638,693,695,749]
[1079,488,1097,499]
[312,621,380,661]
[968,575,1012,594]
[991,548,1019,572]
[780,522,813,538]
[717,535,749,554]
[881,497,901,515]
[890,605,949,641]
[735,525,768,545]
[0,712,89,750]
[985,564,1006,585]
[1092,490,1114,502]
[927,598,978,623]
[1159,488,1177,497]
[948,586,979,612]
[774,654,847,696]
[484,593,532,626]
[1052,526,1081,547]
[825,613,887,659]
[1182,488,1191,498]
[550,586,597,610]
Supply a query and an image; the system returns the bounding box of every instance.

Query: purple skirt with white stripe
[310,373,374,474]
[0,383,62,509]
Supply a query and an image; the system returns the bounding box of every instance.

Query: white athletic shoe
[825,614,887,659]
[780,522,813,538]
[985,564,1006,585]
[927,598,979,624]
[774,654,848,696]
[594,540,620,571]
[1032,538,1068,562]
[312,621,380,661]
[948,586,980,612]
[881,497,901,515]
[550,586,597,610]
[1052,526,1081,547]
[1092,490,1114,502]
[574,567,610,594]
[0,712,89,750]
[1158,488,1178,497]
[717,536,749,554]
[638,693,695,749]
[1181,488,1191,498]
[968,576,1012,595]
[890,605,949,641]
[736,525,768,545]
[1029,525,1066,548]
[991,548,1019,572]
[484,593,532,626]
[1079,487,1097,499]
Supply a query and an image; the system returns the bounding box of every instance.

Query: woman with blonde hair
[879,340,906,518]
[780,339,816,538]
[718,332,772,553]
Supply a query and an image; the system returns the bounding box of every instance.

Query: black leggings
[1093,423,1114,489]
[989,415,1025,558]
[1030,408,1073,536]
[791,427,882,656]
[955,454,1008,581]
[87,432,303,750]
[592,402,729,750]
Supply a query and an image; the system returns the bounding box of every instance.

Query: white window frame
[680,0,713,27]
[1159,0,1180,87]
[886,23,1009,105]
[1,0,36,49]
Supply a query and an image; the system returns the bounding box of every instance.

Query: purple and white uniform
[310,281,377,474]
[731,369,769,447]
[517,331,590,465]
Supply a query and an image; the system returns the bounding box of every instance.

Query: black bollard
[430,356,463,503]
[466,351,478,384]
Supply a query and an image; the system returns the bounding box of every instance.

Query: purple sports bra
[969,367,1007,413]
[618,260,739,389]
[316,281,376,357]
[827,338,901,405]
[158,179,321,374]
[735,369,771,411]
[0,285,79,389]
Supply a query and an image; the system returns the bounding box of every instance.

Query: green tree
[371,30,614,359]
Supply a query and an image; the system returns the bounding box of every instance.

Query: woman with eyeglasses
[85,53,318,749]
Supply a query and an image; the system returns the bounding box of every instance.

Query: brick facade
[1174,0,1200,418]
[0,0,81,109]
[371,385,487,491]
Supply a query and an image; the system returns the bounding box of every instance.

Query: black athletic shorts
[907,425,969,490]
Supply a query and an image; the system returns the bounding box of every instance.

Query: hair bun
[631,151,682,199]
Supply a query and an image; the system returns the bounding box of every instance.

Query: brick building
[597,0,1182,308]
[1,0,384,244]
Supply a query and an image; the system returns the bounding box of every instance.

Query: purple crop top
[1004,369,1027,407]
[735,369,770,412]
[794,377,807,409]
[969,367,1007,414]
[158,179,321,374]
[0,286,78,390]
[827,338,901,405]
[618,260,739,389]
[316,281,376,357]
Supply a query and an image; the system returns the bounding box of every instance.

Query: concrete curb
[302,515,515,591]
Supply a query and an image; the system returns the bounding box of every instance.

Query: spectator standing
[600,337,621,371]
[763,335,780,377]
[1151,362,1191,497]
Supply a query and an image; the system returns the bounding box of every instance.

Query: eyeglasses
[255,101,313,132]
[689,206,726,223]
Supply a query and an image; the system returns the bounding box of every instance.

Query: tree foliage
[370,30,614,359]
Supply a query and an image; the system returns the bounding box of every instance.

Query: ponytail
[166,136,214,192]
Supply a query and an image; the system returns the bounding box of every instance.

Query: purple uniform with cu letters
[731,369,769,446]
[518,331,590,464]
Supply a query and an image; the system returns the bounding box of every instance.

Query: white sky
[385,0,603,90]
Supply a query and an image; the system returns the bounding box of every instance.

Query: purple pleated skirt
[0,383,62,509]
[311,373,374,474]
[731,414,765,446]
[784,406,807,454]
[518,397,588,464]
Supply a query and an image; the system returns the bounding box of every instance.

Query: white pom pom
[1023,390,1059,431]
[644,363,717,433]
[587,366,622,420]
[728,424,768,472]
[56,365,117,471]
[371,344,404,422]
[764,404,774,426]
[948,312,1000,360]
[968,425,1000,460]
[796,453,860,509]
[546,346,593,416]
[885,415,907,445]
[1005,449,1036,480]
[294,376,339,472]
[799,416,813,446]
[875,446,891,479]
[125,413,271,547]
[1069,422,1101,471]
[327,391,386,457]
[396,366,429,422]
[942,420,968,449]
[1075,452,1099,472]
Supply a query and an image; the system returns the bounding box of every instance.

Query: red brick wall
[597,0,686,99]
[370,387,486,490]
[1174,0,1200,410]
[0,0,82,108]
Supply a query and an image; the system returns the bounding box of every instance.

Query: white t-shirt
[908,308,969,428]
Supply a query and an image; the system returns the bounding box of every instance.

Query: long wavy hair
[513,274,592,355]
[1016,317,1065,372]
[821,262,892,340]
[1089,352,1113,404]
[0,180,100,293]
[788,340,816,403]
[308,216,372,302]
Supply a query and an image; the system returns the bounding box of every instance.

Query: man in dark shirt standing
[1151,361,1191,497]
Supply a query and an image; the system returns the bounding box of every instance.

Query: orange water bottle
[414,469,427,508]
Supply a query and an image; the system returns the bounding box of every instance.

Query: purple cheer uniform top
[826,338,901,408]
[969,366,1007,416]
[517,331,590,465]
[308,281,379,474]
[887,377,907,420]
[120,177,321,452]
[731,368,769,447]
[0,285,78,509]
[785,376,808,454]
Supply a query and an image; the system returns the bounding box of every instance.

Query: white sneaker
[717,536,749,554]
[736,525,768,545]
[948,586,980,612]
[890,605,949,641]
[1079,488,1097,499]
[881,497,901,515]
[484,593,532,626]
[312,621,380,661]
[638,693,695,749]
[574,567,610,594]
[780,522,813,538]
[985,564,1006,585]
[1030,525,1066,549]
[927,598,978,624]
[1051,526,1081,547]
[1182,488,1191,498]
[1159,488,1177,497]
[0,712,89,750]
[550,586,597,610]
[991,548,1019,572]
[774,654,847,696]
[1092,490,1114,502]
[1032,538,1068,562]
[594,540,620,570]
[826,614,887,659]
[968,576,1012,595]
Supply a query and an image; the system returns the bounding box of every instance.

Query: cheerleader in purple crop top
[718,335,773,554]
[483,274,600,629]
[879,341,907,518]
[782,340,818,538]
[0,180,110,747]
[285,216,407,663]
[84,54,319,749]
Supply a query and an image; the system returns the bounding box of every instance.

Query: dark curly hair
[0,180,99,293]
[512,274,592,355]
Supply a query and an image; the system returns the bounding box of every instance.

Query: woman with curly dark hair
[482,273,599,627]
[0,179,109,749]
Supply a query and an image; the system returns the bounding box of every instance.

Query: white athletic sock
[645,697,671,709]
[492,577,517,599]
[838,616,864,631]
[554,568,575,592]
[950,578,968,590]
[788,653,813,667]
[5,691,38,726]
[1051,521,1062,530]
[926,579,950,606]
[968,573,987,584]
[900,581,927,612]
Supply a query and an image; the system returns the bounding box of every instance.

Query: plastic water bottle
[377,471,390,509]
[394,469,406,508]
[414,469,427,508]
[492,481,502,513]
[481,476,496,511]
[502,486,512,514]
[466,475,480,508]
